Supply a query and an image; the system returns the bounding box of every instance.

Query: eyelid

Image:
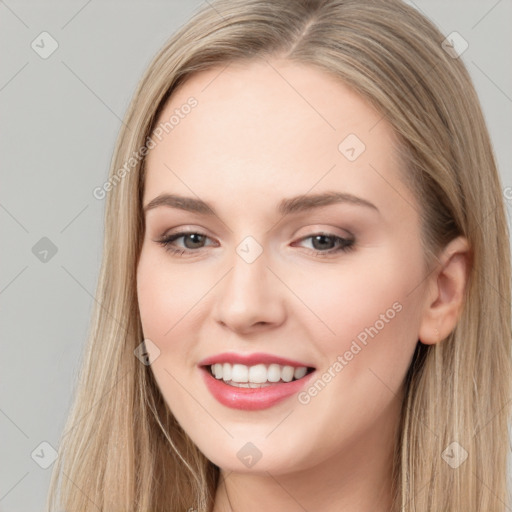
[155,228,356,258]
[156,226,353,243]
[295,231,354,244]
[293,224,355,241]
[156,229,216,246]
[157,226,214,241]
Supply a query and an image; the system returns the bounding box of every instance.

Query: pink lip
[198,352,313,368]
[200,368,316,410]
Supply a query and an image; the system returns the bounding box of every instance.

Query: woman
[47,0,512,510]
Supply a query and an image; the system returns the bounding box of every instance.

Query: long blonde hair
[47,0,512,510]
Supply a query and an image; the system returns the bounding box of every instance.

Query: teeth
[222,363,232,381]
[209,362,310,384]
[267,364,281,382]
[249,364,267,383]
[294,367,307,379]
[281,366,294,382]
[231,363,248,382]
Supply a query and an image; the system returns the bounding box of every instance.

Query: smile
[208,362,313,387]
[199,354,316,410]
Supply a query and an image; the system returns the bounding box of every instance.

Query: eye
[156,231,216,256]
[155,231,355,257]
[294,233,355,256]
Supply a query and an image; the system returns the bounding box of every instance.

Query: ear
[418,236,471,345]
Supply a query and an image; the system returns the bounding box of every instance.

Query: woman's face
[137,59,430,474]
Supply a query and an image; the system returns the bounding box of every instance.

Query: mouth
[200,363,317,410]
[202,362,316,388]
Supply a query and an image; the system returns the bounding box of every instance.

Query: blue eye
[156,231,355,257]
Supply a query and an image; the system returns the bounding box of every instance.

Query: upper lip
[198,352,315,368]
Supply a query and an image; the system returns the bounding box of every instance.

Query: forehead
[143,59,415,221]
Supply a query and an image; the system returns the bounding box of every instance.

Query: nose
[212,247,286,334]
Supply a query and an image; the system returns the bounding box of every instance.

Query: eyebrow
[143,191,379,217]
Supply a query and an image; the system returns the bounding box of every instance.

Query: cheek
[287,247,424,381]
[136,244,222,383]
[136,247,204,419]
[136,246,195,377]
[137,245,204,341]
[137,256,175,341]
[283,251,423,453]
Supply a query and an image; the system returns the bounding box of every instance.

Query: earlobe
[418,236,471,345]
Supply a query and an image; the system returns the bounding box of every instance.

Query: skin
[136,58,469,512]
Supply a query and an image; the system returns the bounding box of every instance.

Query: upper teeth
[211,363,308,383]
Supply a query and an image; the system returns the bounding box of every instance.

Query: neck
[212,394,402,512]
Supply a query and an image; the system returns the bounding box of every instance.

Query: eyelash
[156,231,355,257]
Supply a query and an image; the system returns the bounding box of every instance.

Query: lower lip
[200,367,316,410]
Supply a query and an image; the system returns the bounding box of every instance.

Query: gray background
[1,1,511,510]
